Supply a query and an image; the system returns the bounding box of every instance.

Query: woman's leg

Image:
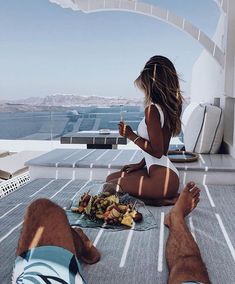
[108,166,179,200]
[149,165,179,199]
[106,168,149,194]
[106,169,125,182]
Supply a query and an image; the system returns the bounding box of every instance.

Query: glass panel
[0,106,146,140]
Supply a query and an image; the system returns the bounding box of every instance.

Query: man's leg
[16,198,100,263]
[164,182,210,284]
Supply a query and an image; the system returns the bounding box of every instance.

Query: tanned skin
[165,182,210,284]
[16,198,100,264]
[106,105,179,205]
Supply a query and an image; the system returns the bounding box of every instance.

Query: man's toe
[184,181,195,192]
[190,187,200,196]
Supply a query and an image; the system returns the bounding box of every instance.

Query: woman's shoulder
[144,104,160,120]
[144,103,157,112]
[144,103,164,128]
[144,103,162,116]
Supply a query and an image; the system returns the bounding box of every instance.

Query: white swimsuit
[137,104,179,176]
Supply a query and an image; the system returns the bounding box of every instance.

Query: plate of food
[71,191,143,228]
[66,181,157,231]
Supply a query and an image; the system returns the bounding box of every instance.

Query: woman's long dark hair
[135,55,183,136]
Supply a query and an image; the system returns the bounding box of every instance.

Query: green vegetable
[84,197,92,215]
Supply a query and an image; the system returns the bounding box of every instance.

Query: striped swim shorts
[182,282,204,284]
[12,245,86,284]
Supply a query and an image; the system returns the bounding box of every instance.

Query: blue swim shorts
[181,281,203,284]
[12,245,87,284]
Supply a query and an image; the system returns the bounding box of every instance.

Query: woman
[106,55,183,205]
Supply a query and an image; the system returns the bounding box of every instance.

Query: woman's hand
[121,163,143,174]
[118,121,134,139]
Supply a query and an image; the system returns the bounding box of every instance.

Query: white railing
[0,172,30,198]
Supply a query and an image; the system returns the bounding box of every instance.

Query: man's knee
[28,198,54,209]
[26,199,61,217]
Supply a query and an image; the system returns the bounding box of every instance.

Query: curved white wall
[190,53,224,104]
[190,14,225,104]
[190,4,235,157]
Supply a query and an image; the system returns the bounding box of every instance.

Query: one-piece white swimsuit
[137,104,179,176]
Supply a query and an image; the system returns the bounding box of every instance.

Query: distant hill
[0,94,144,112]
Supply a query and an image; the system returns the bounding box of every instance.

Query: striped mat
[0,179,234,284]
[25,148,235,172]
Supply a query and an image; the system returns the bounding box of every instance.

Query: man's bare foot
[72,227,101,264]
[164,181,200,227]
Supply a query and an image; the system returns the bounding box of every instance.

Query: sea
[0,106,144,140]
[0,105,184,148]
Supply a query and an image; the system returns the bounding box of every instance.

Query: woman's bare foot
[164,181,200,227]
[140,194,179,206]
[102,182,123,195]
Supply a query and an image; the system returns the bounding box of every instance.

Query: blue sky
[0,0,220,100]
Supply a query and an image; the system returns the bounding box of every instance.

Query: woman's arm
[119,105,164,158]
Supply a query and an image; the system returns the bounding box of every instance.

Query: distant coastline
[0,94,190,113]
[0,95,189,140]
[0,94,144,113]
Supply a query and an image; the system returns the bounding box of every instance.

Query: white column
[223,0,235,156]
[224,0,235,98]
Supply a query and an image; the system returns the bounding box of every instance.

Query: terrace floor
[1,147,235,283]
[1,176,235,284]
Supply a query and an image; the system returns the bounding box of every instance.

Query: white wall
[190,7,235,157]
[190,14,225,105]
[190,53,224,104]
[224,0,235,156]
